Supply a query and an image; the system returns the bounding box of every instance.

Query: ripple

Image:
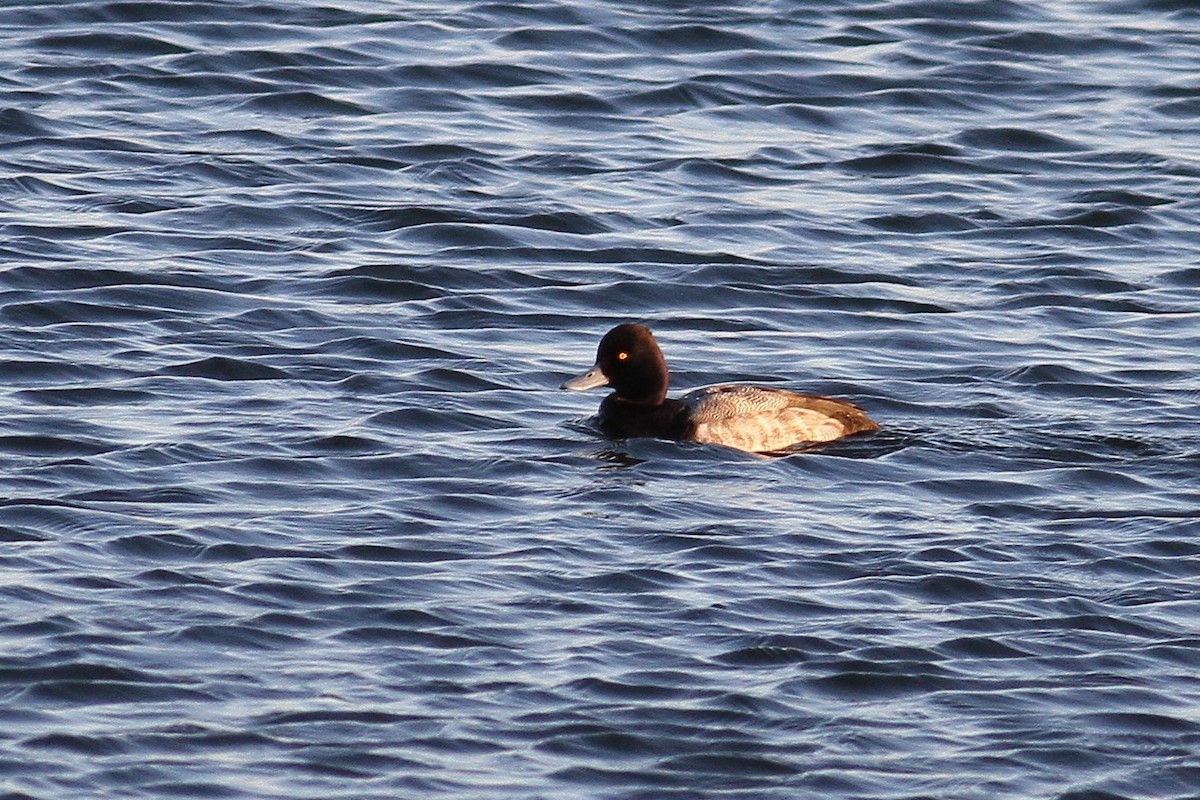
[957,127,1086,152]
[16,387,155,406]
[158,356,288,381]
[235,90,372,116]
[837,149,992,176]
[34,31,191,57]
[1,1,1198,798]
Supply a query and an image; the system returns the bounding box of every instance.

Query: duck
[561,323,879,453]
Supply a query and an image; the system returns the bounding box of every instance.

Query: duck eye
[617,352,629,361]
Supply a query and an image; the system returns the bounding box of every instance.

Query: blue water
[2,1,1200,797]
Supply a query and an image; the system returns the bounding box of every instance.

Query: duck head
[561,323,670,405]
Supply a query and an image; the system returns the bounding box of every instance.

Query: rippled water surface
[3,1,1200,797]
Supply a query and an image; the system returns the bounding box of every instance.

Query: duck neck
[614,367,668,405]
[613,388,666,406]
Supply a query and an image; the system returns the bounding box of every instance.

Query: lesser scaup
[562,323,879,453]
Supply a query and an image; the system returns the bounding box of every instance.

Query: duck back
[682,385,878,453]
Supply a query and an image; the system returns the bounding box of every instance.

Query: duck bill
[561,365,609,391]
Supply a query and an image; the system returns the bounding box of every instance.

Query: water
[2,1,1199,797]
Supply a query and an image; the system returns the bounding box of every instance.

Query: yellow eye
[617,352,629,360]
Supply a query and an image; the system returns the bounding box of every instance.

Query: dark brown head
[561,323,670,404]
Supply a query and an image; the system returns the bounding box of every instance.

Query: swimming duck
[561,323,879,453]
